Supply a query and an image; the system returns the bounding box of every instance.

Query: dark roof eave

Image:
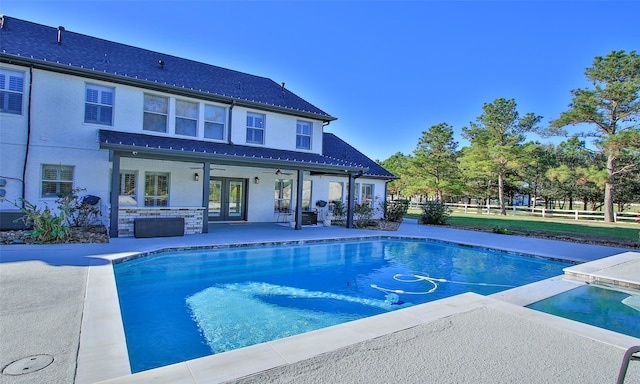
[101,142,365,174]
[359,174,400,180]
[0,53,338,122]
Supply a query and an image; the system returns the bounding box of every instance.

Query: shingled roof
[0,16,334,120]
[323,133,397,179]
[99,130,368,173]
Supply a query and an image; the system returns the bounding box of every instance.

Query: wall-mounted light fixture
[194,173,199,181]
[254,176,260,184]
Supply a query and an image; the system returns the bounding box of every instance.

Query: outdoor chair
[276,208,293,223]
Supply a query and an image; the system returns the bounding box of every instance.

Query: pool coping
[75,239,640,384]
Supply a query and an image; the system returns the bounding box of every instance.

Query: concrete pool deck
[0,219,639,383]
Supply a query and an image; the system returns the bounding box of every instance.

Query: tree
[462,98,542,215]
[550,50,640,222]
[379,152,411,199]
[458,144,496,205]
[613,152,640,211]
[410,123,460,200]
[545,137,605,210]
[520,141,556,209]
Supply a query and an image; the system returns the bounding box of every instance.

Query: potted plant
[323,212,332,227]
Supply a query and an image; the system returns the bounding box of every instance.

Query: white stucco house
[0,16,396,237]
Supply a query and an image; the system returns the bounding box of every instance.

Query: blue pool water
[114,238,569,372]
[527,284,640,338]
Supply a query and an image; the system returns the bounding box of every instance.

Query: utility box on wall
[0,211,30,231]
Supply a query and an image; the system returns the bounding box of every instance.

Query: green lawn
[405,211,640,245]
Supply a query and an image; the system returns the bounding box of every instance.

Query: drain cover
[2,355,54,375]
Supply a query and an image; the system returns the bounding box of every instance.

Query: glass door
[227,180,244,218]
[208,179,222,220]
[209,178,246,221]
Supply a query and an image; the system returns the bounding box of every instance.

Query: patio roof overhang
[99,130,368,175]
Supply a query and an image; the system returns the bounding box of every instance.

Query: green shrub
[330,200,346,222]
[14,199,69,243]
[492,226,513,235]
[56,188,101,228]
[384,199,409,222]
[353,201,374,228]
[419,201,451,225]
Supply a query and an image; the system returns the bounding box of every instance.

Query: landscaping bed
[0,225,109,245]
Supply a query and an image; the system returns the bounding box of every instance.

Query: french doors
[208,178,246,221]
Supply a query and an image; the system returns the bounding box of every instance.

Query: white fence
[408,202,640,224]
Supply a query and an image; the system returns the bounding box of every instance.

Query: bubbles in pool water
[186,282,408,353]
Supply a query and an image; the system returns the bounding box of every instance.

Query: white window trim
[246,112,266,145]
[361,183,374,204]
[119,170,138,206]
[143,94,169,133]
[175,99,199,137]
[204,104,227,141]
[296,120,312,150]
[144,171,170,207]
[41,164,74,198]
[0,68,25,115]
[84,83,114,126]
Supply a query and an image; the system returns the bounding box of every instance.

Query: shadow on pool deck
[0,219,637,384]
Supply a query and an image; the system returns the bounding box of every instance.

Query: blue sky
[1,1,638,161]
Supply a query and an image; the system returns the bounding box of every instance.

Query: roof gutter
[0,53,338,122]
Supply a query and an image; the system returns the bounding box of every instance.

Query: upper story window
[296,120,312,150]
[246,112,265,144]
[143,94,168,133]
[85,84,114,125]
[175,100,198,137]
[0,69,24,115]
[41,164,73,198]
[204,105,226,140]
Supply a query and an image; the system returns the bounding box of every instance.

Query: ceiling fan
[263,168,293,176]
[189,167,226,171]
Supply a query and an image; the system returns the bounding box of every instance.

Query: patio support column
[295,169,303,230]
[108,151,120,238]
[346,172,355,228]
[201,161,210,233]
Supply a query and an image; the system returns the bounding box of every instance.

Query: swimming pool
[114,238,570,372]
[527,284,640,338]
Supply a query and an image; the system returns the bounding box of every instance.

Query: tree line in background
[379,50,640,222]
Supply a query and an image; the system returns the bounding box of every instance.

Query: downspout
[227,100,235,144]
[21,66,34,207]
